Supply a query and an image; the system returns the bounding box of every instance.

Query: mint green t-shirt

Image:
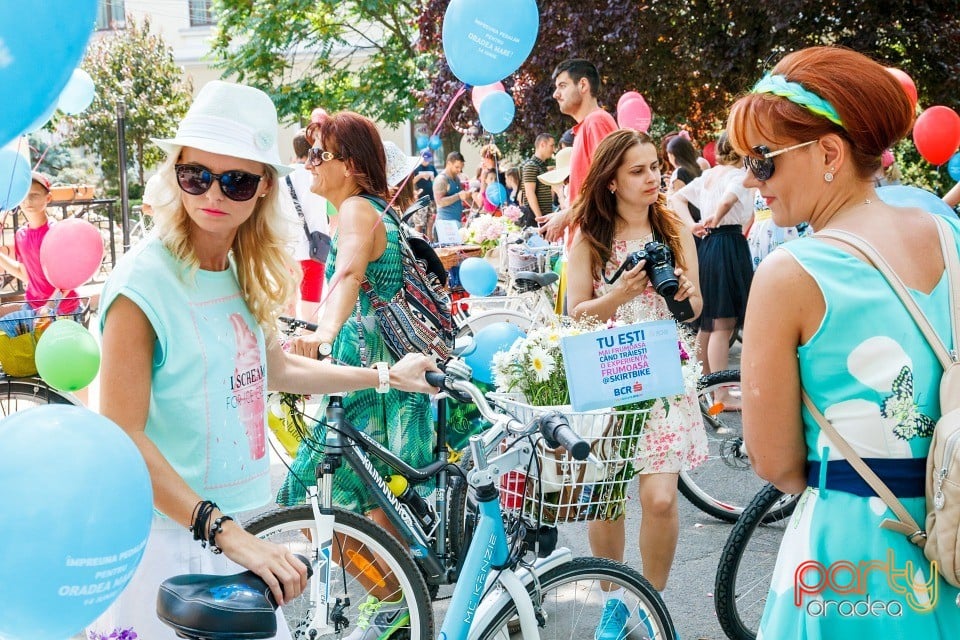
[100,237,270,513]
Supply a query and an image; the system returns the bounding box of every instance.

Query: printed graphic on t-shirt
[229,313,266,460]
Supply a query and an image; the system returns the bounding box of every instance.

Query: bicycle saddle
[157,555,312,640]
[513,271,559,291]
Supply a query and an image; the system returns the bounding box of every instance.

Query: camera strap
[285,175,312,240]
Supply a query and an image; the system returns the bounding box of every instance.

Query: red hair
[306,111,388,198]
[727,47,914,179]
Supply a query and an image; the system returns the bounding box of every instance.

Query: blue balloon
[442,0,540,86]
[429,134,443,150]
[415,134,429,151]
[0,405,153,639]
[0,147,32,211]
[24,98,58,134]
[876,184,958,219]
[486,182,508,207]
[0,1,97,146]
[478,91,515,134]
[57,68,96,115]
[463,321,525,384]
[949,152,960,182]
[459,256,498,296]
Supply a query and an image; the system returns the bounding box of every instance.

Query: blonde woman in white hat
[88,81,439,639]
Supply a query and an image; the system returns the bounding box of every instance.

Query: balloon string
[307,84,469,325]
[2,137,27,214]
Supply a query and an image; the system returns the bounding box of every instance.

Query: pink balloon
[471,82,505,112]
[39,218,104,290]
[617,91,643,113]
[617,96,652,132]
[701,140,717,167]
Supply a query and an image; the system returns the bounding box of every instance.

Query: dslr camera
[606,241,694,321]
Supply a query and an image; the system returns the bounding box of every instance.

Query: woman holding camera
[567,129,708,638]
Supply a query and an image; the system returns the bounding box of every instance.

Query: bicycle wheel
[477,557,675,640]
[679,370,797,523]
[714,484,794,640]
[245,505,433,640]
[0,378,76,415]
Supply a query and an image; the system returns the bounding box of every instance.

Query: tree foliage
[210,0,432,125]
[63,15,191,191]
[419,0,960,159]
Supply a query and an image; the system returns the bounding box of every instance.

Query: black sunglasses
[174,164,264,202]
[306,147,344,167]
[742,140,817,181]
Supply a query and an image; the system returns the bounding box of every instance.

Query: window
[189,0,216,27]
[95,0,125,31]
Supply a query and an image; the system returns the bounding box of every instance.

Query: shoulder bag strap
[801,390,926,544]
[816,222,958,369]
[285,175,312,238]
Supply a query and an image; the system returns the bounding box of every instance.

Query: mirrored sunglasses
[742,139,818,182]
[174,164,263,202]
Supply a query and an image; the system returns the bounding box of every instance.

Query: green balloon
[35,321,100,392]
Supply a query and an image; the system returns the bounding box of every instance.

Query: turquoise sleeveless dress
[758,219,960,638]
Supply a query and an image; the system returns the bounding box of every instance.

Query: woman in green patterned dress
[279,112,434,638]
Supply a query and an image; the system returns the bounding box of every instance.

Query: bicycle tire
[476,556,675,640]
[0,378,77,415]
[714,484,794,640]
[679,370,798,523]
[245,505,433,640]
[455,309,532,338]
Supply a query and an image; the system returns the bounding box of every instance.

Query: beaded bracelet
[207,515,235,555]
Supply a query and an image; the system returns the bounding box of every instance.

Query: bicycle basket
[490,393,652,525]
[507,244,540,273]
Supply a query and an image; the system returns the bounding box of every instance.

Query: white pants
[87,515,292,639]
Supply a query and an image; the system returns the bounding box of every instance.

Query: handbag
[355,195,454,363]
[285,176,330,264]
[806,217,960,586]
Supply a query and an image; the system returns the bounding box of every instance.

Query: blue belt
[806,458,926,498]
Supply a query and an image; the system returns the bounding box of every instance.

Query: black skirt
[697,225,754,331]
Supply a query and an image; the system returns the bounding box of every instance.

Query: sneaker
[595,599,629,640]
[343,595,410,640]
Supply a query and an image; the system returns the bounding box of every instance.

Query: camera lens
[649,264,679,297]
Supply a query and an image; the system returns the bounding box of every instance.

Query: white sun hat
[537,147,573,186]
[151,81,293,177]
[383,140,421,187]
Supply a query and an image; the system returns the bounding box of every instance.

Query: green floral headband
[752,73,844,128]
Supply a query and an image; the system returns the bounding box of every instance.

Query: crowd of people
[0,43,945,640]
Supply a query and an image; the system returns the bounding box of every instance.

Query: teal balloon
[0,405,153,639]
[416,134,429,151]
[35,319,101,392]
[429,134,443,150]
[56,68,96,115]
[949,152,960,182]
[485,182,508,207]
[463,322,525,384]
[0,1,97,146]
[478,91,515,134]
[459,257,498,296]
[0,148,32,211]
[441,0,540,86]
[24,99,58,133]
[876,185,957,219]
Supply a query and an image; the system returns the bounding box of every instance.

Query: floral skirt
[635,389,708,474]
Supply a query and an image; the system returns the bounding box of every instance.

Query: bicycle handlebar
[428,361,592,461]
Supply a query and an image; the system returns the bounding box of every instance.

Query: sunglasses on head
[742,139,818,181]
[306,147,344,167]
[175,164,264,202]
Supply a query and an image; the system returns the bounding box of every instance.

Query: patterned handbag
[358,196,454,362]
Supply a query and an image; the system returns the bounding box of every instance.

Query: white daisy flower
[528,346,555,383]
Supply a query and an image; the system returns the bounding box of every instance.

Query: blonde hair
[152,153,299,331]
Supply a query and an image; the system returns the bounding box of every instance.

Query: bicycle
[158,360,675,639]
[0,295,92,411]
[677,370,798,523]
[713,483,797,640]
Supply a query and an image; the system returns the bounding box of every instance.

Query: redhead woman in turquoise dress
[731,46,960,637]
